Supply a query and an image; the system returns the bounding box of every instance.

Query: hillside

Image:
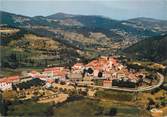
[0,11,31,26]
[0,27,83,69]
[122,17,167,33]
[124,34,167,64]
[47,13,163,39]
[0,26,114,70]
[1,11,166,41]
[1,11,167,70]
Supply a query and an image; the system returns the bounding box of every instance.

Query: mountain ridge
[1,10,167,41]
[1,10,167,21]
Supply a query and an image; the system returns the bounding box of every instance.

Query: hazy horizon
[1,0,167,20]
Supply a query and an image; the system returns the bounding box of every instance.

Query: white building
[0,76,20,91]
[0,82,12,91]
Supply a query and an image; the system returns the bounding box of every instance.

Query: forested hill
[124,34,167,64]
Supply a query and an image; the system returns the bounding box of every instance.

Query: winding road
[89,72,164,92]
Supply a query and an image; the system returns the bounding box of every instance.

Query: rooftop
[0,76,20,83]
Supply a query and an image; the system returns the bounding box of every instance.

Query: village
[0,56,161,94]
[0,56,166,116]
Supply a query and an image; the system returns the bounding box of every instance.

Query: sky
[1,0,167,20]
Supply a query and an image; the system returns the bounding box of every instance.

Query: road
[88,72,164,92]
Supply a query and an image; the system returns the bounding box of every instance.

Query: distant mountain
[128,17,167,25]
[47,13,166,39]
[1,11,167,41]
[47,12,75,20]
[47,13,119,28]
[124,34,167,64]
[0,11,58,27]
[0,11,31,26]
[122,17,167,33]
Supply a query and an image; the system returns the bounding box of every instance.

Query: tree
[98,72,103,77]
[109,108,117,116]
[0,94,8,116]
[104,108,117,116]
[87,68,93,74]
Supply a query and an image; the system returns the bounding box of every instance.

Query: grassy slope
[5,90,151,117]
[0,28,83,72]
[53,89,151,117]
[7,100,52,116]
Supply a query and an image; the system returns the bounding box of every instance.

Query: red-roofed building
[104,72,112,79]
[72,63,84,73]
[0,76,20,91]
[108,57,117,68]
[47,78,54,84]
[93,69,100,77]
[72,63,84,70]
[53,70,66,78]
[45,78,55,88]
[43,67,68,80]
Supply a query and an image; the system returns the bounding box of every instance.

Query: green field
[95,89,134,101]
[53,98,150,117]
[7,100,52,116]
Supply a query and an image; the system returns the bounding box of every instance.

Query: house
[104,72,111,79]
[118,64,124,70]
[85,58,109,76]
[93,69,100,77]
[44,67,68,80]
[45,78,55,88]
[47,78,55,84]
[0,76,20,91]
[109,57,117,67]
[53,70,67,81]
[128,73,135,79]
[112,72,117,79]
[72,63,84,73]
[103,80,112,88]
[117,73,126,79]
